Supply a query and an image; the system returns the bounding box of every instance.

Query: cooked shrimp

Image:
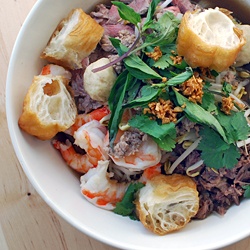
[109,131,162,171]
[139,163,162,184]
[53,120,108,173]
[65,106,110,136]
[80,160,128,210]
[40,64,72,79]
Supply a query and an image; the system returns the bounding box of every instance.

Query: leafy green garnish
[201,91,217,113]
[108,71,134,147]
[152,54,172,70]
[129,115,177,151]
[112,1,141,27]
[124,54,162,80]
[152,129,177,151]
[129,115,175,139]
[113,182,144,220]
[123,85,161,108]
[216,110,250,144]
[222,82,233,96]
[165,67,193,86]
[143,0,162,30]
[143,12,180,47]
[243,185,250,198]
[198,126,240,169]
[174,90,228,142]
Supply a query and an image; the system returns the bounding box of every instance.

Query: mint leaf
[144,12,180,46]
[108,71,134,147]
[124,85,160,108]
[166,67,193,86]
[112,1,141,26]
[113,182,144,220]
[109,37,128,56]
[124,54,162,80]
[198,126,240,169]
[143,0,162,29]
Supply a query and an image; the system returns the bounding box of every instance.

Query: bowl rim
[5,1,250,249]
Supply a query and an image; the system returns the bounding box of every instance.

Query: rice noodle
[208,84,223,92]
[229,93,246,107]
[215,73,221,85]
[186,159,204,177]
[160,0,172,9]
[99,113,111,125]
[109,163,142,182]
[167,138,201,174]
[237,137,250,148]
[233,79,249,97]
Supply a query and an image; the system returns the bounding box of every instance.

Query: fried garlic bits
[135,174,199,235]
[177,8,245,72]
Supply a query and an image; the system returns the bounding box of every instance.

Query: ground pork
[109,129,146,158]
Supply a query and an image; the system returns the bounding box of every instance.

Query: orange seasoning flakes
[144,98,183,124]
[170,55,183,65]
[181,75,204,103]
[221,96,234,115]
[146,46,162,61]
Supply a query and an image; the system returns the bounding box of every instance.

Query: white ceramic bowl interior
[6,0,250,249]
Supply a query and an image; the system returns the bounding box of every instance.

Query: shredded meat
[172,146,250,219]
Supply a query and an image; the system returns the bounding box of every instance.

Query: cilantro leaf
[129,115,176,139]
[152,54,171,69]
[216,110,250,144]
[129,115,177,151]
[152,129,176,151]
[174,90,228,142]
[112,1,141,26]
[113,182,144,220]
[198,126,240,169]
[222,82,232,96]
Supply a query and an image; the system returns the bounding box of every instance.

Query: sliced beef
[90,4,110,24]
[171,0,195,13]
[129,0,151,14]
[100,24,135,52]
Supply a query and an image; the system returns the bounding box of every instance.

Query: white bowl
[6,0,250,249]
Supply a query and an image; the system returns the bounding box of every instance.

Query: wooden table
[1,0,250,249]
